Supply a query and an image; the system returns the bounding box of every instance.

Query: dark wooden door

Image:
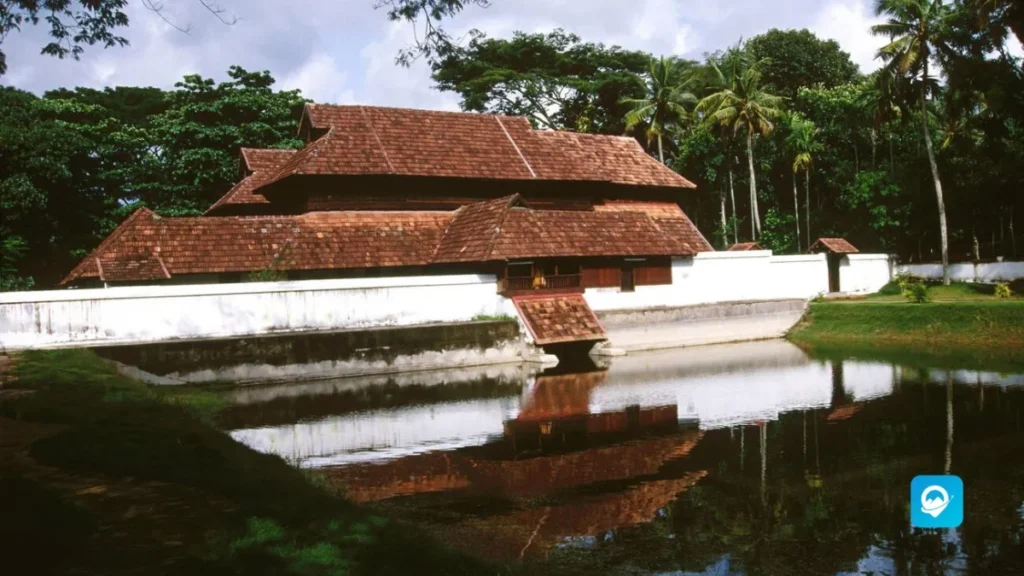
[621,265,635,292]
[828,254,841,293]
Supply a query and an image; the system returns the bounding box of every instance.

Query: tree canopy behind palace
[2,14,1024,290]
[0,67,306,289]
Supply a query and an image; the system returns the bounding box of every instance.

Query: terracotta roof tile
[61,209,452,284]
[491,209,694,259]
[257,104,696,192]
[432,196,520,262]
[512,293,607,345]
[727,242,763,251]
[809,237,859,254]
[206,148,299,213]
[66,197,712,284]
[432,195,703,263]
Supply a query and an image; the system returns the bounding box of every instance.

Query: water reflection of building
[221,340,1024,567]
[329,371,706,562]
[228,341,910,466]
[336,371,699,502]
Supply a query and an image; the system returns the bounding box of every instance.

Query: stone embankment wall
[0,275,516,350]
[1,252,894,369]
[102,320,525,385]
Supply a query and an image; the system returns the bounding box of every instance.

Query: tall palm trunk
[746,131,761,238]
[793,171,801,252]
[889,134,895,174]
[870,127,877,168]
[805,168,811,248]
[1011,208,1017,258]
[921,63,950,285]
[729,165,738,244]
[657,132,664,164]
[945,375,953,475]
[720,188,728,249]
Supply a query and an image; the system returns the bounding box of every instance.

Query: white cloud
[810,1,885,73]
[280,53,355,104]
[357,21,460,110]
[0,0,898,110]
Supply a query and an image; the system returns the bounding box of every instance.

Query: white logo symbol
[920,485,952,518]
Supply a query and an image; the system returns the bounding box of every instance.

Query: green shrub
[995,282,1012,299]
[905,282,930,303]
[894,273,925,298]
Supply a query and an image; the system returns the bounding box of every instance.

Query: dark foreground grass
[789,301,1024,371]
[1,349,491,575]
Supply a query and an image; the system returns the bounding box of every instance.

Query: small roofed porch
[808,237,861,293]
[511,292,608,353]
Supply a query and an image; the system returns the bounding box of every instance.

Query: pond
[219,340,1024,575]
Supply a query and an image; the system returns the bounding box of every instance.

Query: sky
[0,0,1010,110]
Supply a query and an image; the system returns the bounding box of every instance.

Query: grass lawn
[0,349,491,575]
[863,280,1024,303]
[789,281,1024,370]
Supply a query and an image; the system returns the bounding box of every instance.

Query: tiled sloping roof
[241,148,298,173]
[594,200,714,253]
[61,209,452,284]
[512,293,607,345]
[63,207,160,283]
[809,237,859,254]
[433,196,704,263]
[206,148,299,213]
[504,122,695,188]
[65,197,711,283]
[652,215,714,253]
[101,251,170,282]
[432,196,519,262]
[491,209,694,259]
[727,242,763,251]
[257,104,696,191]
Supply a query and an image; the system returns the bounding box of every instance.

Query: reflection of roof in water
[334,428,702,503]
[427,471,708,562]
[518,370,608,421]
[827,404,863,422]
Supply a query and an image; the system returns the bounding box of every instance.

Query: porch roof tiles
[512,293,607,346]
[809,237,859,254]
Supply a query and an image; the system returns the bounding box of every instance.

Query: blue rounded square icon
[911,475,963,528]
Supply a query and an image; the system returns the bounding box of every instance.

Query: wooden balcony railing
[501,274,581,293]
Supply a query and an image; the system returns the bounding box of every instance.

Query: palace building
[61,103,712,293]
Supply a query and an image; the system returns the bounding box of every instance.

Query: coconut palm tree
[872,0,955,284]
[622,56,699,163]
[697,51,784,240]
[787,115,822,251]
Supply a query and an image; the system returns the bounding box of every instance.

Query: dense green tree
[0,67,305,289]
[0,87,138,286]
[747,29,862,100]
[432,29,651,134]
[136,66,306,214]
[675,125,731,247]
[43,86,169,125]
[697,52,785,240]
[872,0,955,283]
[622,56,699,163]
[786,115,822,250]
